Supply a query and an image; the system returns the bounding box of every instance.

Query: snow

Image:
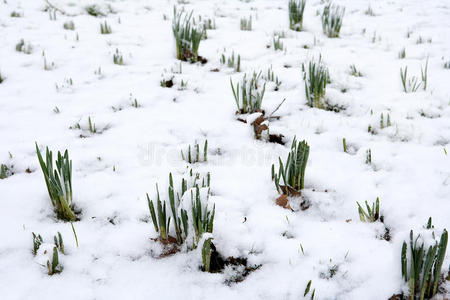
[0,0,450,299]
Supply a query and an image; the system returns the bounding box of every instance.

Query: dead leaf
[276,194,291,210]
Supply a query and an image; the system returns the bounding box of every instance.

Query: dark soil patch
[151,236,180,258]
[205,242,261,284]
[161,79,173,88]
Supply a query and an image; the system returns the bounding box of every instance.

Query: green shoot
[202,237,213,272]
[303,279,316,299]
[48,8,56,21]
[421,57,428,91]
[365,149,371,165]
[342,138,347,153]
[47,247,63,275]
[425,217,434,230]
[398,47,406,59]
[32,232,43,255]
[70,221,79,247]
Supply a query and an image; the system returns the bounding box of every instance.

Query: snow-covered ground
[0,0,450,299]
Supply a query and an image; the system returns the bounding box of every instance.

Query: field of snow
[1,0,450,299]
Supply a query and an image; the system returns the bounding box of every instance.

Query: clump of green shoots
[43,56,55,71]
[63,21,75,30]
[302,56,329,108]
[88,117,97,133]
[32,232,65,275]
[364,5,375,16]
[220,51,241,72]
[48,8,56,21]
[357,197,380,222]
[15,39,33,54]
[113,49,124,65]
[321,3,345,38]
[262,66,281,91]
[193,15,216,39]
[53,232,65,254]
[0,71,4,84]
[191,186,215,247]
[231,71,266,114]
[100,21,112,34]
[147,187,175,242]
[181,140,208,164]
[272,137,310,196]
[349,64,362,77]
[197,16,216,30]
[240,16,252,31]
[400,66,421,93]
[85,5,105,17]
[130,94,140,108]
[0,163,12,179]
[147,172,213,247]
[416,36,432,44]
[172,7,204,62]
[400,59,429,93]
[288,0,306,31]
[10,11,23,17]
[273,35,284,51]
[35,143,77,221]
[443,60,450,69]
[401,229,448,300]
